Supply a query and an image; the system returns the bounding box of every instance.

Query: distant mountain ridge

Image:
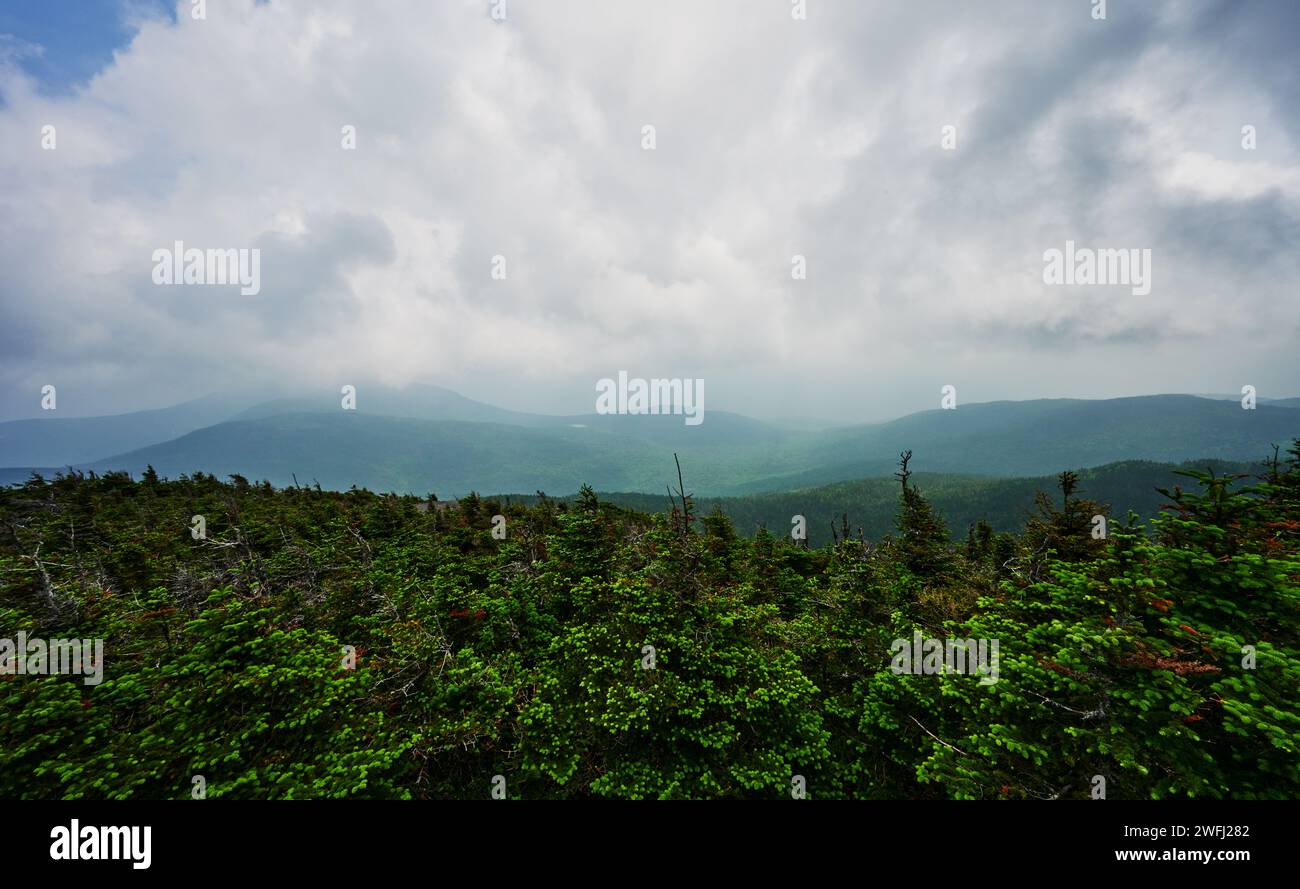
[0,393,248,467]
[235,387,784,446]
[1,387,1296,497]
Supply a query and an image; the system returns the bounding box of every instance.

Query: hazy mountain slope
[0,383,787,490]
[86,414,805,496]
[56,394,1300,498]
[0,393,249,467]
[235,384,543,425]
[237,384,789,446]
[793,395,1298,479]
[539,410,791,446]
[87,412,719,496]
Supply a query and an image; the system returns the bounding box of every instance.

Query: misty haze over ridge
[2,386,1296,500]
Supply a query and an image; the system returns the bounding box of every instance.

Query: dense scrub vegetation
[2,446,1298,799]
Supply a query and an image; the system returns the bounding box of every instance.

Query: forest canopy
[2,446,1297,800]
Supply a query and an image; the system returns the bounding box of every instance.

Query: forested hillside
[502,458,1261,547]
[2,447,1297,799]
[2,392,1290,499]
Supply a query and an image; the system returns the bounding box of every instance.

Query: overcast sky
[1,0,1297,423]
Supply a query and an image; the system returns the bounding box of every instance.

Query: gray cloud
[0,0,1297,423]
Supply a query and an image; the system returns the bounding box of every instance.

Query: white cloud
[1,0,1298,422]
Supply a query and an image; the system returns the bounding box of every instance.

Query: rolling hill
[526,458,1263,547]
[0,393,248,467]
[58,393,1298,500]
